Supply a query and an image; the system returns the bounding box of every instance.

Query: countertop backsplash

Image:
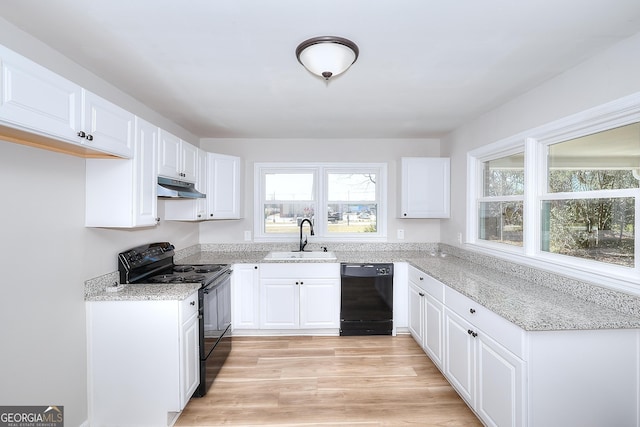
[87,241,640,319]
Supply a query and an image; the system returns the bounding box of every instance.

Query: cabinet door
[0,45,81,141]
[444,308,475,405]
[232,264,260,329]
[400,157,450,218]
[195,148,208,218]
[133,118,158,226]
[84,118,158,228]
[424,294,444,369]
[476,332,525,427]
[180,141,198,183]
[180,309,200,408]
[260,279,298,329]
[207,153,241,219]
[408,282,425,344]
[299,278,340,328]
[82,90,134,158]
[179,292,200,409]
[158,129,181,178]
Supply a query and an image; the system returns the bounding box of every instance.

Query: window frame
[467,93,640,293]
[254,162,388,242]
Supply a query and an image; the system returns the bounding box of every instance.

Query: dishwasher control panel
[340,263,394,277]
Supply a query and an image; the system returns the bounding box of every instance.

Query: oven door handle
[203,269,232,294]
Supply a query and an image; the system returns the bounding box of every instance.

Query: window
[541,123,639,268]
[478,152,525,247]
[467,94,640,289]
[255,163,387,241]
[263,170,316,234]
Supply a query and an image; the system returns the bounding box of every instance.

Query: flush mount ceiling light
[295,36,359,81]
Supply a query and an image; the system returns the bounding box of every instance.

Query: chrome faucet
[299,218,314,252]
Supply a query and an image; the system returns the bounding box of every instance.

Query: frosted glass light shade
[296,36,359,80]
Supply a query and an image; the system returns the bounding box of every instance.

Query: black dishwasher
[340,263,394,336]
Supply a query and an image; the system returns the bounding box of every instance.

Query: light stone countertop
[85,282,201,302]
[178,249,640,332]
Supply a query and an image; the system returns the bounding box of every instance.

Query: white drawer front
[409,266,444,302]
[180,291,199,322]
[445,287,524,358]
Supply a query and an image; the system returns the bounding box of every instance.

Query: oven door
[195,269,232,397]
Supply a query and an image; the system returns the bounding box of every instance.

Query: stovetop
[118,242,229,286]
[147,264,227,284]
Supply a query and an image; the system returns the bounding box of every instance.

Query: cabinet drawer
[409,266,444,301]
[445,287,524,358]
[260,263,340,279]
[180,291,199,322]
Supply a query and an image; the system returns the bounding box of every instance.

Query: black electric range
[117,242,232,398]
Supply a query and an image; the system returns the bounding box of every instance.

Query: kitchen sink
[264,251,337,261]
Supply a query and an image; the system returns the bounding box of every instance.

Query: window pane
[265,173,314,200]
[548,122,640,193]
[264,203,314,234]
[478,201,523,246]
[541,198,635,267]
[328,173,376,201]
[482,153,525,197]
[327,203,377,233]
[327,173,377,234]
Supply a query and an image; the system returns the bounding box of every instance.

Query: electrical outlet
[397,229,405,240]
[244,230,252,241]
[457,232,463,244]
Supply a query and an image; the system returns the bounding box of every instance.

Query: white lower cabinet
[411,267,640,427]
[232,264,261,330]
[86,290,200,426]
[444,305,525,427]
[259,263,340,331]
[408,266,444,369]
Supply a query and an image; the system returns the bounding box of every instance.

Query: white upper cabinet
[0,45,134,158]
[0,45,81,140]
[399,157,450,218]
[158,129,198,182]
[164,148,208,221]
[85,117,159,228]
[81,90,134,158]
[163,151,242,222]
[207,152,241,219]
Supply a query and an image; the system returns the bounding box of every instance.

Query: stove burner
[183,274,206,282]
[150,274,185,283]
[174,265,195,273]
[194,265,222,273]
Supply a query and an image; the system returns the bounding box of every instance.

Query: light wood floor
[176,335,482,426]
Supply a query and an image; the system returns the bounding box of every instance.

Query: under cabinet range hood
[157,176,206,199]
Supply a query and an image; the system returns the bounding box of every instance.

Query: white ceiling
[1,1,640,139]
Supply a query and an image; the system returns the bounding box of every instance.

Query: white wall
[0,21,200,426]
[198,138,443,243]
[440,31,640,247]
[0,144,199,427]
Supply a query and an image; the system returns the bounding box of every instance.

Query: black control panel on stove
[119,242,175,269]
